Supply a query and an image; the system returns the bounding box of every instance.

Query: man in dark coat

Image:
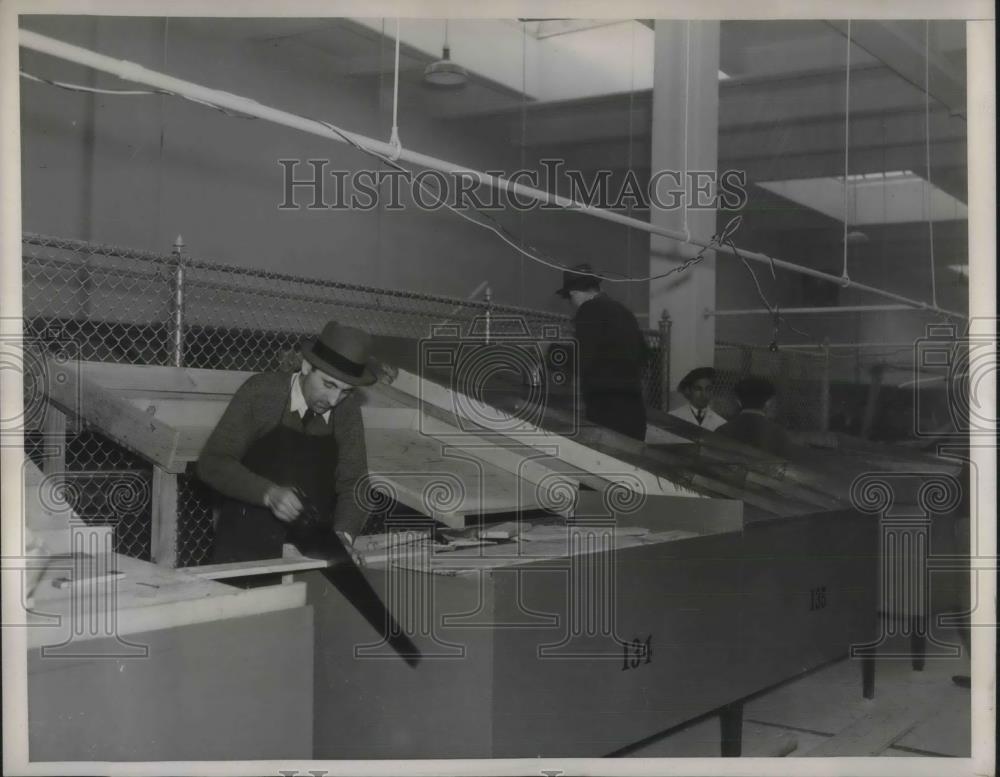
[556,264,647,441]
[197,321,377,563]
[717,375,792,458]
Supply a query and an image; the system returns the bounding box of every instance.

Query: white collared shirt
[289,372,332,424]
[668,403,727,430]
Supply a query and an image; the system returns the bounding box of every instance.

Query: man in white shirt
[668,367,727,430]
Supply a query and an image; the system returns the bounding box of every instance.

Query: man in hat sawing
[555,263,648,441]
[197,321,377,563]
[669,367,727,430]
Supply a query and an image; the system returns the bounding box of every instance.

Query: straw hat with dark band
[677,367,716,392]
[555,263,602,299]
[301,321,378,386]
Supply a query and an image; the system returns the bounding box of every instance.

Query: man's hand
[373,360,398,386]
[337,531,366,568]
[264,485,303,523]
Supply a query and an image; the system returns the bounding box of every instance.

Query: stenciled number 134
[622,635,653,671]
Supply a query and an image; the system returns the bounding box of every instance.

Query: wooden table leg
[862,654,876,699]
[720,701,744,757]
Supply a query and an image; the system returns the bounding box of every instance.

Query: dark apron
[211,420,339,564]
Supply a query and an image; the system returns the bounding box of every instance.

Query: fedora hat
[301,321,378,387]
[555,263,601,299]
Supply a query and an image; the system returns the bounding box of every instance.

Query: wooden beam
[151,468,178,568]
[45,358,183,473]
[79,361,253,397]
[380,370,812,517]
[40,404,66,477]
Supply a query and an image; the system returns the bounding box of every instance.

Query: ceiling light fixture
[424,21,468,88]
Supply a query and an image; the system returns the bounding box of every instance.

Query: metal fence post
[861,362,886,440]
[820,339,831,431]
[484,285,492,345]
[658,309,672,411]
[170,235,186,368]
[778,349,791,426]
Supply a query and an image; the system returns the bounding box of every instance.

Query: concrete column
[649,21,720,405]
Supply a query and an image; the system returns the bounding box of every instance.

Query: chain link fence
[21,233,591,566]
[712,341,828,431]
[23,232,852,566]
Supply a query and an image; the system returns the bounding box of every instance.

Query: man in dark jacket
[556,264,647,441]
[197,321,376,563]
[717,375,792,458]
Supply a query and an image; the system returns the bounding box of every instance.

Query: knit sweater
[196,372,369,536]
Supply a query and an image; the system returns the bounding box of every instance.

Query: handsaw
[289,490,421,667]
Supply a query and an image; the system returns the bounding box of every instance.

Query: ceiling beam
[464,68,966,155]
[825,20,966,119]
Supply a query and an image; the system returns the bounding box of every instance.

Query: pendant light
[423,20,468,88]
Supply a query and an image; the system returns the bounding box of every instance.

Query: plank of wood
[802,702,928,756]
[366,427,541,525]
[151,468,179,568]
[124,397,229,431]
[382,370,811,520]
[46,357,182,472]
[190,556,333,580]
[79,361,253,396]
[27,577,307,648]
[172,426,215,463]
[386,370,693,499]
[365,403,599,517]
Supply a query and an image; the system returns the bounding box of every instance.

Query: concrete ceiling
[275,18,967,203]
[227,17,968,286]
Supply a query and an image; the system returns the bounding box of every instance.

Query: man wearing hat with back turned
[670,366,727,430]
[198,321,377,563]
[555,264,648,441]
[717,375,792,457]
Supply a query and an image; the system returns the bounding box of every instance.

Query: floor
[624,629,972,758]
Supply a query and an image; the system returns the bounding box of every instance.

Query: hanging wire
[24,56,721,288]
[519,19,528,306]
[924,20,938,308]
[682,20,692,243]
[19,70,259,119]
[841,19,852,282]
[318,101,748,285]
[388,18,402,157]
[626,20,636,310]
